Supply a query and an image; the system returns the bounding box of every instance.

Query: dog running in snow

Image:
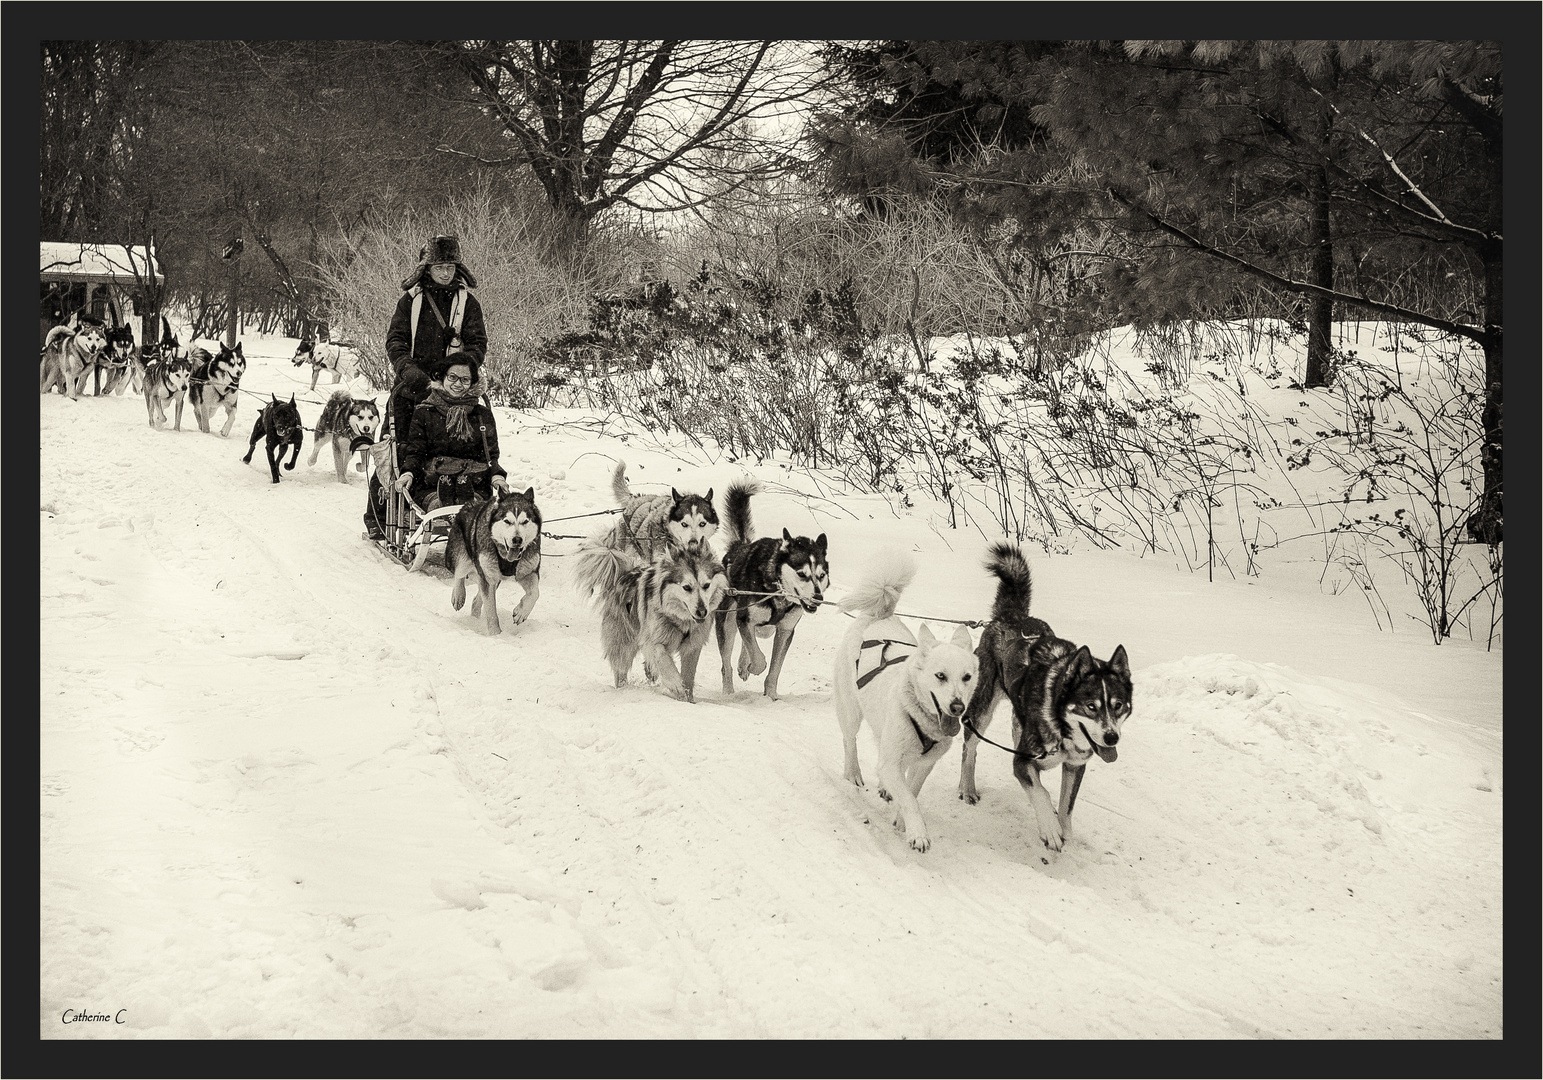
[958,542,1132,852]
[189,342,247,437]
[97,324,142,396]
[591,459,718,562]
[291,338,358,392]
[308,390,381,483]
[446,485,543,634]
[714,480,829,700]
[574,542,728,703]
[833,550,980,853]
[142,351,193,430]
[242,393,305,484]
[40,317,108,399]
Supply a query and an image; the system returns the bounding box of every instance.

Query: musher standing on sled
[364,234,489,541]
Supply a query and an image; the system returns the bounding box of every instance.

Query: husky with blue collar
[832,550,979,853]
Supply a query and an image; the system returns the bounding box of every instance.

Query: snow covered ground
[40,333,1501,1039]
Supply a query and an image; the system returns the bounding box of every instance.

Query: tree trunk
[1303,76,1335,389]
[225,254,241,348]
[1468,240,1502,546]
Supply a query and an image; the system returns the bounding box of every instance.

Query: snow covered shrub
[1283,329,1500,645]
[311,183,610,406]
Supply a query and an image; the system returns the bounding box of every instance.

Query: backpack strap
[408,285,423,358]
[407,284,468,361]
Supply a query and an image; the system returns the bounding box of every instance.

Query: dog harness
[855,639,939,754]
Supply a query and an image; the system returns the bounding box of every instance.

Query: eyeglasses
[443,374,473,388]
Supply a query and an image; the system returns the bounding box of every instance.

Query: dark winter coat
[387,363,433,450]
[400,398,507,507]
[385,271,487,377]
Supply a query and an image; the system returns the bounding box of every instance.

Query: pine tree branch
[1108,188,1496,347]
[1308,88,1498,244]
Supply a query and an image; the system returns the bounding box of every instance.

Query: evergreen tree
[812,39,1503,545]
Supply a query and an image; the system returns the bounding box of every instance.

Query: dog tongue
[1093,743,1118,763]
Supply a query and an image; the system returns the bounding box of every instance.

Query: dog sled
[364,388,495,572]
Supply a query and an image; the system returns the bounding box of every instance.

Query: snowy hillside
[40,332,1501,1039]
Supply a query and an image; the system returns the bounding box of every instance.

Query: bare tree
[437,41,828,243]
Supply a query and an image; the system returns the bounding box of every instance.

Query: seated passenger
[394,353,511,511]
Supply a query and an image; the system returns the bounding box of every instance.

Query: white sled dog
[832,550,979,853]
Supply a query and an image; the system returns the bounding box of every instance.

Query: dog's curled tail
[983,541,1035,631]
[611,460,633,507]
[722,479,760,546]
[573,542,637,607]
[839,549,917,619]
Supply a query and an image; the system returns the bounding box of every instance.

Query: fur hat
[401,234,477,291]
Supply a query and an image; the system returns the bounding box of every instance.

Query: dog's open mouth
[496,538,524,561]
[349,434,375,452]
[800,597,821,613]
[1080,723,1118,763]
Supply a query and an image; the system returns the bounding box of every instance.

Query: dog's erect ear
[916,624,938,653]
[522,487,535,502]
[949,624,973,652]
[815,533,828,555]
[1108,644,1130,679]
[1064,644,1093,677]
[672,487,682,501]
[271,393,280,403]
[289,393,296,406]
[704,487,713,503]
[234,343,244,357]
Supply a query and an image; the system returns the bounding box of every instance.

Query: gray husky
[593,459,718,561]
[309,390,381,483]
[958,543,1131,851]
[574,542,728,703]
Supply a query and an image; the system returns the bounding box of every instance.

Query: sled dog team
[46,324,1132,851]
[559,461,1131,855]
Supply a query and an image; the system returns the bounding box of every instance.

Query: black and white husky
[40,317,108,400]
[308,390,381,483]
[189,342,246,437]
[291,338,357,392]
[958,543,1132,851]
[714,480,829,700]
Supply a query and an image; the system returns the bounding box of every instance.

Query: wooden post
[222,237,244,348]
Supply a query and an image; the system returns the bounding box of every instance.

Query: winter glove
[490,474,510,493]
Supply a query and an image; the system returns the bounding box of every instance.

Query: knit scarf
[424,380,485,442]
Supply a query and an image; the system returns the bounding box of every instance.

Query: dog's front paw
[907,832,932,853]
[958,788,980,805]
[1038,820,1065,852]
[843,768,865,788]
[877,787,893,802]
[746,654,767,676]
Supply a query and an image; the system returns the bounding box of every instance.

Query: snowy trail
[41,338,1501,1038]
